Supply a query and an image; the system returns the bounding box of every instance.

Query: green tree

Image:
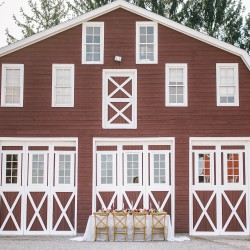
[181,0,245,47]
[6,0,69,44]
[242,14,250,52]
[67,0,183,20]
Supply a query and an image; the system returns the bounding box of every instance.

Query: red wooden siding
[1,7,250,233]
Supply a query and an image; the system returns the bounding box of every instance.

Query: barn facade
[0,0,250,236]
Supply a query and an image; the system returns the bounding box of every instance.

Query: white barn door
[93,138,175,226]
[190,139,249,235]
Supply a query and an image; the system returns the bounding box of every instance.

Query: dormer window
[136,22,158,64]
[82,22,104,64]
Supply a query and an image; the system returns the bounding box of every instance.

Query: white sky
[0,0,250,48]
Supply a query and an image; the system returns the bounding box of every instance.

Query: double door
[0,139,77,235]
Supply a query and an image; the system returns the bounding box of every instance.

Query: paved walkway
[0,235,250,250]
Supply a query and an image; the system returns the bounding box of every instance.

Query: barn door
[0,140,77,235]
[93,139,175,226]
[190,142,249,235]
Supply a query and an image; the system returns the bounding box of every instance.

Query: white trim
[102,69,137,129]
[82,22,104,64]
[0,1,249,70]
[216,63,239,107]
[136,21,158,64]
[165,63,188,107]
[52,64,74,107]
[1,64,24,107]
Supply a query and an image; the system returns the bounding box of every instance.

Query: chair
[93,212,109,241]
[151,212,167,241]
[132,212,147,241]
[112,212,128,241]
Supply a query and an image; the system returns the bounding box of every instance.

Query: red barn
[0,0,250,236]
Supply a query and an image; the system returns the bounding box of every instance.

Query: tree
[67,0,183,21]
[181,0,245,47]
[242,14,250,52]
[6,0,69,44]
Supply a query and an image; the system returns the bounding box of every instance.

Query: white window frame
[28,152,48,186]
[223,150,243,185]
[1,64,24,107]
[52,64,74,107]
[124,152,142,186]
[55,152,75,187]
[216,63,239,106]
[82,22,104,64]
[150,151,169,186]
[102,69,137,129]
[165,63,188,107]
[97,152,116,187]
[194,151,214,186]
[136,21,158,64]
[2,152,22,186]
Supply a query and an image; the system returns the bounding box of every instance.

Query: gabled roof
[0,0,250,70]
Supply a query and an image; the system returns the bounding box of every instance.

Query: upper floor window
[52,64,74,107]
[165,64,188,107]
[136,22,158,64]
[82,22,104,64]
[1,64,24,107]
[216,63,239,106]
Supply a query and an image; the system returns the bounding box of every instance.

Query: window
[29,153,47,185]
[82,22,104,64]
[124,153,142,185]
[52,64,74,107]
[150,152,169,185]
[216,63,239,106]
[136,22,158,64]
[55,153,74,185]
[195,152,213,185]
[224,153,242,184]
[4,154,20,185]
[97,152,116,186]
[1,64,24,107]
[165,64,188,106]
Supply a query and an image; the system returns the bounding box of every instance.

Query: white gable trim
[0,0,250,70]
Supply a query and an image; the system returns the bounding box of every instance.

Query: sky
[0,0,249,48]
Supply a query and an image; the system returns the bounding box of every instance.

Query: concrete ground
[1,234,250,250]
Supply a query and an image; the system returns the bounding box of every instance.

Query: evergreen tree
[6,0,68,44]
[67,0,183,21]
[181,0,245,47]
[242,14,250,52]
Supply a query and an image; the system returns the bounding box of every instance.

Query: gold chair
[151,212,167,241]
[93,212,109,241]
[112,212,128,241]
[132,212,147,241]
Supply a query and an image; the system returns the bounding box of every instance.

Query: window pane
[100,154,113,185]
[198,153,211,184]
[127,154,140,184]
[58,154,72,185]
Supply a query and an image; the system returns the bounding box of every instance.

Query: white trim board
[0,0,249,70]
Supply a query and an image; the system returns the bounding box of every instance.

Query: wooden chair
[93,212,109,241]
[151,212,167,241]
[112,212,128,241]
[132,212,147,241]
